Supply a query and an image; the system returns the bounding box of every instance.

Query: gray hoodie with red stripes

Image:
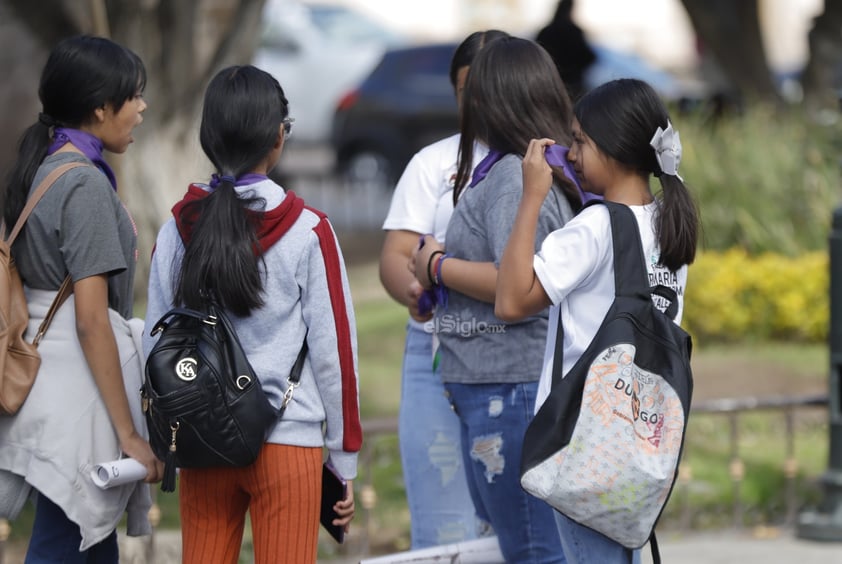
[143,178,361,479]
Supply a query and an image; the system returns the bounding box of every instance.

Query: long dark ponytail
[574,78,699,271]
[175,65,288,316]
[3,35,145,229]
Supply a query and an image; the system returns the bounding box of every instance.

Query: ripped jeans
[399,325,478,548]
[444,381,566,563]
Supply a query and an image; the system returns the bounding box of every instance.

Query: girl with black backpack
[496,78,700,563]
[143,65,360,564]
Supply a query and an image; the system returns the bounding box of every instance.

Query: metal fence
[345,393,830,562]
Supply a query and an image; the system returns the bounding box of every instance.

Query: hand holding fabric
[412,235,444,290]
[522,138,557,202]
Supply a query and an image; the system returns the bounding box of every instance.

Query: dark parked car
[332,40,704,190]
[331,43,461,189]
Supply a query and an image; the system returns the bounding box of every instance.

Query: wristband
[435,253,450,287]
[426,250,445,287]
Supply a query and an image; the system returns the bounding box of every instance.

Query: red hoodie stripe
[308,208,362,452]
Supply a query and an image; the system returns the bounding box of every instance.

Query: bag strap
[1,162,88,347]
[280,334,309,416]
[32,275,73,346]
[603,201,681,321]
[288,333,309,385]
[599,200,651,299]
[3,162,89,244]
[650,530,661,564]
[551,201,649,387]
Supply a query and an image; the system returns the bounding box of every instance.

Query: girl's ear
[275,125,284,150]
[93,105,107,123]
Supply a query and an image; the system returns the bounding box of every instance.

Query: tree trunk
[801,0,842,116]
[680,0,782,105]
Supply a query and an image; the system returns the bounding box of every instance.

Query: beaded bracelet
[426,250,445,287]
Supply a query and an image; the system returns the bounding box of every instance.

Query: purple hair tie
[209,172,269,188]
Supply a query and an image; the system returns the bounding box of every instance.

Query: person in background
[379,29,509,549]
[0,35,162,562]
[495,78,699,563]
[411,36,583,563]
[536,0,596,101]
[144,65,360,564]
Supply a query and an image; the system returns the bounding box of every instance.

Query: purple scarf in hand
[417,145,601,315]
[469,144,600,204]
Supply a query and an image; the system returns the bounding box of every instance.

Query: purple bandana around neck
[47,128,117,190]
[469,145,600,204]
[468,149,505,188]
[209,172,269,188]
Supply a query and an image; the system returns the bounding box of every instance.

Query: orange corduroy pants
[179,443,323,564]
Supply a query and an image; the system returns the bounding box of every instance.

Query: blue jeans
[554,512,642,564]
[444,381,566,563]
[26,492,118,564]
[399,325,477,548]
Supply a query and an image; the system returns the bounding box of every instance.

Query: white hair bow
[649,121,683,181]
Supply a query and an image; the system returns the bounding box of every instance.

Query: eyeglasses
[283,117,294,137]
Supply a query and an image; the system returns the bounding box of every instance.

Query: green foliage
[684,250,828,344]
[677,106,841,255]
[661,411,827,530]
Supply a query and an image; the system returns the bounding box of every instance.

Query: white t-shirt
[382,133,488,330]
[532,202,688,411]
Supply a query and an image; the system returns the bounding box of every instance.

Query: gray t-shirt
[438,154,574,384]
[13,152,137,319]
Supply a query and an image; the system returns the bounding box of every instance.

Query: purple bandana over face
[47,128,117,190]
[544,144,601,204]
[469,145,600,204]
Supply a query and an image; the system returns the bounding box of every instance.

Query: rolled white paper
[91,458,147,489]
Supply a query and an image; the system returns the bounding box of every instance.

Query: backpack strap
[599,201,652,299]
[32,275,74,346]
[2,162,90,346]
[650,530,662,564]
[602,201,682,321]
[280,334,309,417]
[551,200,649,388]
[549,201,661,389]
[3,162,88,244]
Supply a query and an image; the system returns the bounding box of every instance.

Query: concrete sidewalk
[346,529,842,564]
[116,528,842,563]
[642,529,842,563]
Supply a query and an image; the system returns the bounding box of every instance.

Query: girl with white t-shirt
[496,78,700,564]
[379,30,509,549]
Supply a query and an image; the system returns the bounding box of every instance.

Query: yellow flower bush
[683,250,828,344]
